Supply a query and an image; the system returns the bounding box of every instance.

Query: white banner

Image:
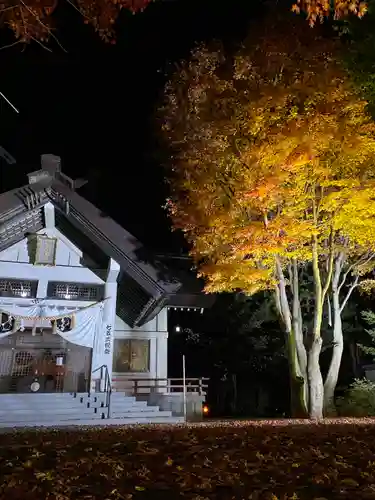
[0,300,105,349]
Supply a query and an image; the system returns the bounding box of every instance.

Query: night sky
[0,0,259,254]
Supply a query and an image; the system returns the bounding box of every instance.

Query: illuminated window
[48,282,104,301]
[112,339,150,373]
[0,279,37,298]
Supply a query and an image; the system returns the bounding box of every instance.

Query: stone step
[0,392,181,427]
[109,394,137,400]
[78,401,148,410]
[0,398,148,411]
[0,407,171,422]
[0,407,102,415]
[80,396,137,404]
[110,406,162,415]
[0,413,106,423]
[0,400,95,407]
[101,400,148,408]
[0,393,80,399]
[0,416,185,429]
[111,410,173,418]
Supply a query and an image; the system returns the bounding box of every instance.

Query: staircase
[0,392,184,429]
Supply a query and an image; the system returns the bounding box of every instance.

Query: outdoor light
[175,325,181,333]
[202,404,209,416]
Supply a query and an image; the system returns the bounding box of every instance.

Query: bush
[337,378,375,417]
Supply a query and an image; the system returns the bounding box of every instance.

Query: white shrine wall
[0,202,168,386]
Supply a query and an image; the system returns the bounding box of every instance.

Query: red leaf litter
[0,418,375,499]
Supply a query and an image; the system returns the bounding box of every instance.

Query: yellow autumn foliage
[160,19,375,296]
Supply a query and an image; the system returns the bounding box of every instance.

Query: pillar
[91,258,120,388]
[156,308,168,392]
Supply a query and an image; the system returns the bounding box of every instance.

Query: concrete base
[138,392,206,421]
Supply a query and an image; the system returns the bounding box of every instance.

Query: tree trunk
[286,328,309,418]
[323,290,343,415]
[275,259,308,418]
[308,336,324,419]
[291,259,309,412]
[323,254,345,416]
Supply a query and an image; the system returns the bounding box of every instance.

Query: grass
[1,418,375,499]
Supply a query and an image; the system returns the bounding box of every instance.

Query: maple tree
[159,18,375,419]
[0,0,153,44]
[0,0,370,46]
[292,0,368,26]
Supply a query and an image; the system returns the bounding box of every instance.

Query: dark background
[0,0,263,253]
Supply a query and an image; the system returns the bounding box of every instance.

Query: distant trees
[159,19,375,419]
[169,292,288,417]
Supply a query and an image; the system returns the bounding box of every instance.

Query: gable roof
[0,155,214,327]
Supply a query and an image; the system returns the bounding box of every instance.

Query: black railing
[91,364,112,418]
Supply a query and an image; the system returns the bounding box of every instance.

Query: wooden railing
[113,377,209,396]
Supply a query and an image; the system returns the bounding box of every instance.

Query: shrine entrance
[0,330,92,394]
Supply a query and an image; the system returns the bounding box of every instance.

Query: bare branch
[322,229,334,304]
[288,262,293,291]
[274,286,283,320]
[19,0,67,52]
[327,294,332,327]
[0,5,17,12]
[340,275,359,314]
[275,257,292,333]
[65,0,94,21]
[291,258,307,376]
[0,39,23,50]
[337,252,374,293]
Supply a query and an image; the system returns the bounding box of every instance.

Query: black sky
[0,0,261,253]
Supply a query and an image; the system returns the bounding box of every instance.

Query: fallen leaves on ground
[1,418,375,499]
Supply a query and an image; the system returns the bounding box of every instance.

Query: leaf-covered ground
[1,418,375,500]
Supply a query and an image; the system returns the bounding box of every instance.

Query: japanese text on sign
[104,324,112,355]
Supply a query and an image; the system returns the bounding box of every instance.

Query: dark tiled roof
[0,169,213,326]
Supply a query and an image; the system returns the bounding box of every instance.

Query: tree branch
[337,252,374,294]
[275,257,292,333]
[19,0,67,52]
[274,286,283,322]
[340,275,359,314]
[311,194,323,339]
[65,0,94,21]
[292,258,307,374]
[322,229,334,305]
[327,294,332,327]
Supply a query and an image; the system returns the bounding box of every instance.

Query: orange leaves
[4,420,375,499]
[292,0,368,26]
[0,0,153,43]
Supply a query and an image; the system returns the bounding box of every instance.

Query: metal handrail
[91,364,112,418]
